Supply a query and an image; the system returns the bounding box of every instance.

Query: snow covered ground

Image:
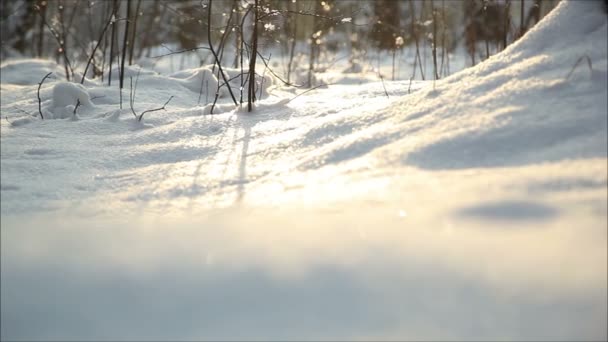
[1,1,607,340]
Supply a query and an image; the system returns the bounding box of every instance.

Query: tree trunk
[248,0,259,112]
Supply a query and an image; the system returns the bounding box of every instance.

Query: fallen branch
[37,72,52,120]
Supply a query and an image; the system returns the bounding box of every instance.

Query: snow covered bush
[44,82,93,119]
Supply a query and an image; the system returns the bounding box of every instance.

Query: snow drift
[311,0,608,171]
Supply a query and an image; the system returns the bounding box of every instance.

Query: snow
[1,1,607,340]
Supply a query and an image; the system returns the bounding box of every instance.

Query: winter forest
[1,0,607,340]
[2,0,559,91]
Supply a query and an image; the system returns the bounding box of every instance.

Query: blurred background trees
[1,0,559,85]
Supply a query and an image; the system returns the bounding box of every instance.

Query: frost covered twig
[37,72,52,120]
[565,55,593,81]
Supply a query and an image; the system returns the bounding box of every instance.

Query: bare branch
[379,73,389,98]
[81,13,117,84]
[37,11,73,80]
[151,46,211,59]
[73,99,81,116]
[37,72,52,120]
[129,76,137,118]
[137,96,174,122]
[208,0,238,106]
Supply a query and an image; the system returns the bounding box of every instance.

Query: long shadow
[235,115,255,204]
[455,200,558,222]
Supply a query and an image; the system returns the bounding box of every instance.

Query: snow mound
[46,82,94,119]
[0,59,64,85]
[51,82,93,108]
[336,0,607,170]
[106,64,158,80]
[170,66,219,95]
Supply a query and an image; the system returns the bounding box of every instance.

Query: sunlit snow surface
[1,1,607,340]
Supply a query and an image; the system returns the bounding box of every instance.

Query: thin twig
[208,0,238,106]
[259,53,271,99]
[73,99,81,116]
[243,41,303,87]
[129,76,137,118]
[151,46,212,59]
[287,83,332,103]
[566,55,593,80]
[81,13,118,83]
[379,73,389,98]
[37,72,52,120]
[137,96,174,122]
[37,11,73,80]
[408,77,414,94]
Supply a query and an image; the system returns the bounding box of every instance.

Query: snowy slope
[1,1,607,341]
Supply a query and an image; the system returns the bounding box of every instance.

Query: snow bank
[0,59,64,85]
[335,0,608,170]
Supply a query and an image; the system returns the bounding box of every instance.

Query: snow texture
[1,1,606,341]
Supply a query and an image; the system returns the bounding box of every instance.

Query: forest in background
[1,0,558,84]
